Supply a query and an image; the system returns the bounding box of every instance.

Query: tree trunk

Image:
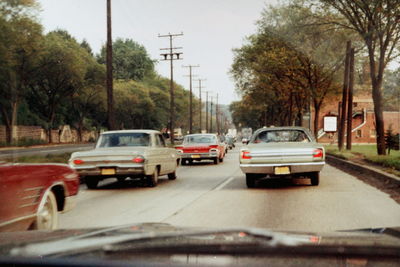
[367,45,386,155]
[1,107,12,144]
[313,102,321,141]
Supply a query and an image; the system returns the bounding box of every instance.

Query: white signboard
[324,116,337,132]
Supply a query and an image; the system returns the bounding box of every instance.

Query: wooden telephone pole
[159,32,183,144]
[106,0,115,130]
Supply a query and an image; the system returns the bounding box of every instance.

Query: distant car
[69,130,179,189]
[239,127,325,188]
[225,135,235,149]
[0,163,79,231]
[175,134,226,165]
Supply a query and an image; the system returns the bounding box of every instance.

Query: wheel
[219,157,224,163]
[181,159,187,166]
[168,171,177,180]
[213,157,219,165]
[310,172,320,186]
[146,169,158,187]
[32,191,58,230]
[86,179,99,189]
[246,173,257,188]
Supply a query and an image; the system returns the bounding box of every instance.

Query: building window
[370,129,376,138]
[356,130,362,138]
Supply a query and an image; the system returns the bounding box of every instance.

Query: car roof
[101,129,160,135]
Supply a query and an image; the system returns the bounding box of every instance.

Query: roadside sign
[324,116,337,132]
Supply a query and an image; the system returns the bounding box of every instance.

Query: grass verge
[325,144,400,174]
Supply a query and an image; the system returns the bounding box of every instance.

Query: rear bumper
[240,161,325,174]
[74,165,145,177]
[180,152,218,159]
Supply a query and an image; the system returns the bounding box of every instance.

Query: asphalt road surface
[60,144,400,232]
[0,144,94,159]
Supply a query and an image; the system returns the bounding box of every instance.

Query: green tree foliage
[0,3,200,144]
[0,0,42,143]
[317,0,400,154]
[231,2,347,137]
[26,31,89,142]
[98,38,155,81]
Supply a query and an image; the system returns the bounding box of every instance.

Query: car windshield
[253,130,310,143]
[97,133,150,147]
[183,135,216,144]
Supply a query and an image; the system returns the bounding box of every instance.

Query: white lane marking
[214,176,235,191]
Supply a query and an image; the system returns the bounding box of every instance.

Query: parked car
[239,126,325,188]
[175,133,226,165]
[0,163,79,232]
[69,130,179,189]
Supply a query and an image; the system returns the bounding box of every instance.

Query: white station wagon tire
[147,169,158,187]
[310,172,320,186]
[168,171,177,180]
[32,190,58,230]
[246,174,257,188]
[86,179,99,189]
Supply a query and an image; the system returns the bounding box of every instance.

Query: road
[60,144,400,232]
[0,144,94,159]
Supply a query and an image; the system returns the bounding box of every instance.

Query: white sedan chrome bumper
[240,161,325,174]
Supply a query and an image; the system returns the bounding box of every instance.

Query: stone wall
[0,125,98,144]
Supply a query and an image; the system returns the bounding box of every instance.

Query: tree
[0,0,42,143]
[27,31,88,142]
[318,0,400,154]
[98,38,155,81]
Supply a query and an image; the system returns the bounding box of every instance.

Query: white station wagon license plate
[274,166,290,175]
[101,168,116,175]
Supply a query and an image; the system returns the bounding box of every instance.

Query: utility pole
[216,93,220,135]
[106,0,115,130]
[210,96,213,133]
[339,41,351,151]
[205,91,210,132]
[346,48,355,150]
[159,32,183,144]
[183,65,199,134]
[194,79,206,133]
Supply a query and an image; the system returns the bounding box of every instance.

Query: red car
[0,163,79,232]
[175,134,226,165]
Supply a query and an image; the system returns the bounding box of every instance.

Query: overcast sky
[36,0,277,105]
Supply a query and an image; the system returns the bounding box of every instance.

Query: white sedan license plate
[191,155,201,158]
[101,168,116,175]
[274,166,290,175]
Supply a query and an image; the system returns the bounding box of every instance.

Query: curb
[326,154,400,184]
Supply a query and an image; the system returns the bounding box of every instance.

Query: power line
[158,32,183,144]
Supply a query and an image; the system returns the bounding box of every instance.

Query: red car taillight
[73,159,84,165]
[132,156,145,163]
[241,151,251,159]
[313,149,324,158]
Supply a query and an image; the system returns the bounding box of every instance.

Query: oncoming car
[239,127,325,188]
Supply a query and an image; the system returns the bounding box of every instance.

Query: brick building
[313,94,399,144]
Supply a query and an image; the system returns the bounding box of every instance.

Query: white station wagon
[69,130,179,189]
